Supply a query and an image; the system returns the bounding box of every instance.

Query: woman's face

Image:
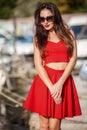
[39,9,54,31]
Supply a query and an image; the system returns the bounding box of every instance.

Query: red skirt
[23,65,82,119]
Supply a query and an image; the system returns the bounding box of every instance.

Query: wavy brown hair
[34,2,74,57]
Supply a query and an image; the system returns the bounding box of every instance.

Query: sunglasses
[39,16,54,23]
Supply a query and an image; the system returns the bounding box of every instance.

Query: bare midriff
[45,62,68,70]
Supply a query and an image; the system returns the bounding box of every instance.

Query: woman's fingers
[54,96,62,104]
[53,91,59,99]
[51,91,58,98]
[50,89,62,104]
[51,89,60,98]
[50,86,62,101]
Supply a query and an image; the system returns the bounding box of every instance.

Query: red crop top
[43,40,70,63]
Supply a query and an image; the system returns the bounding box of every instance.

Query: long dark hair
[34,2,74,57]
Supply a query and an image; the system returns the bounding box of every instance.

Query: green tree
[38,0,87,13]
[67,0,86,13]
[0,0,87,19]
[0,0,17,19]
[14,0,38,17]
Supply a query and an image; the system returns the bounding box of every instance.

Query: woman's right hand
[49,83,63,104]
[49,87,62,104]
[54,96,62,104]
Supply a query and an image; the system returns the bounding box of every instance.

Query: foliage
[0,0,17,19]
[0,0,87,19]
[14,0,38,17]
[38,0,87,13]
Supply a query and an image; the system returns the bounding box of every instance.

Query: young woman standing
[24,2,82,130]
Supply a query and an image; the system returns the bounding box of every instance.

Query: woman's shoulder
[33,36,38,46]
[65,24,75,38]
[33,36,38,42]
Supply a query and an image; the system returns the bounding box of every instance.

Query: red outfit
[44,40,69,63]
[23,40,82,119]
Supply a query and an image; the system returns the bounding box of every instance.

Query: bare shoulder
[33,36,38,47]
[64,24,75,36]
[67,26,76,40]
[69,29,77,48]
[33,36,38,42]
[69,29,75,37]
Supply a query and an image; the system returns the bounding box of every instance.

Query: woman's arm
[58,30,77,85]
[51,30,77,103]
[33,38,53,90]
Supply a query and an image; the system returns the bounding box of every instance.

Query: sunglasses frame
[39,15,54,23]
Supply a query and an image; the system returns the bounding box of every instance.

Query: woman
[24,2,82,130]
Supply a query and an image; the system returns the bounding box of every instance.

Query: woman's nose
[44,19,48,23]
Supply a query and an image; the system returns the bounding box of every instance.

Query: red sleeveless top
[43,40,70,63]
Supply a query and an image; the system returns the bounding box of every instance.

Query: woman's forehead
[40,9,53,17]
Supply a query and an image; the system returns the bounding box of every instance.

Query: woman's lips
[45,24,49,28]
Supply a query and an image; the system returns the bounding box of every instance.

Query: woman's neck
[48,29,60,42]
[48,29,57,39]
[49,28,55,34]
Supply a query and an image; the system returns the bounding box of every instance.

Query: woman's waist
[44,62,68,70]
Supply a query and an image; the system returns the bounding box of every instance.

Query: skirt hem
[23,107,82,119]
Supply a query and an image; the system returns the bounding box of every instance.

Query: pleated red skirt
[23,65,82,119]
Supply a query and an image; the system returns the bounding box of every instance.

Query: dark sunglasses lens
[46,16,54,21]
[40,17,45,22]
[40,16,54,22]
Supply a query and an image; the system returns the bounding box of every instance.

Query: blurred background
[0,0,87,130]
